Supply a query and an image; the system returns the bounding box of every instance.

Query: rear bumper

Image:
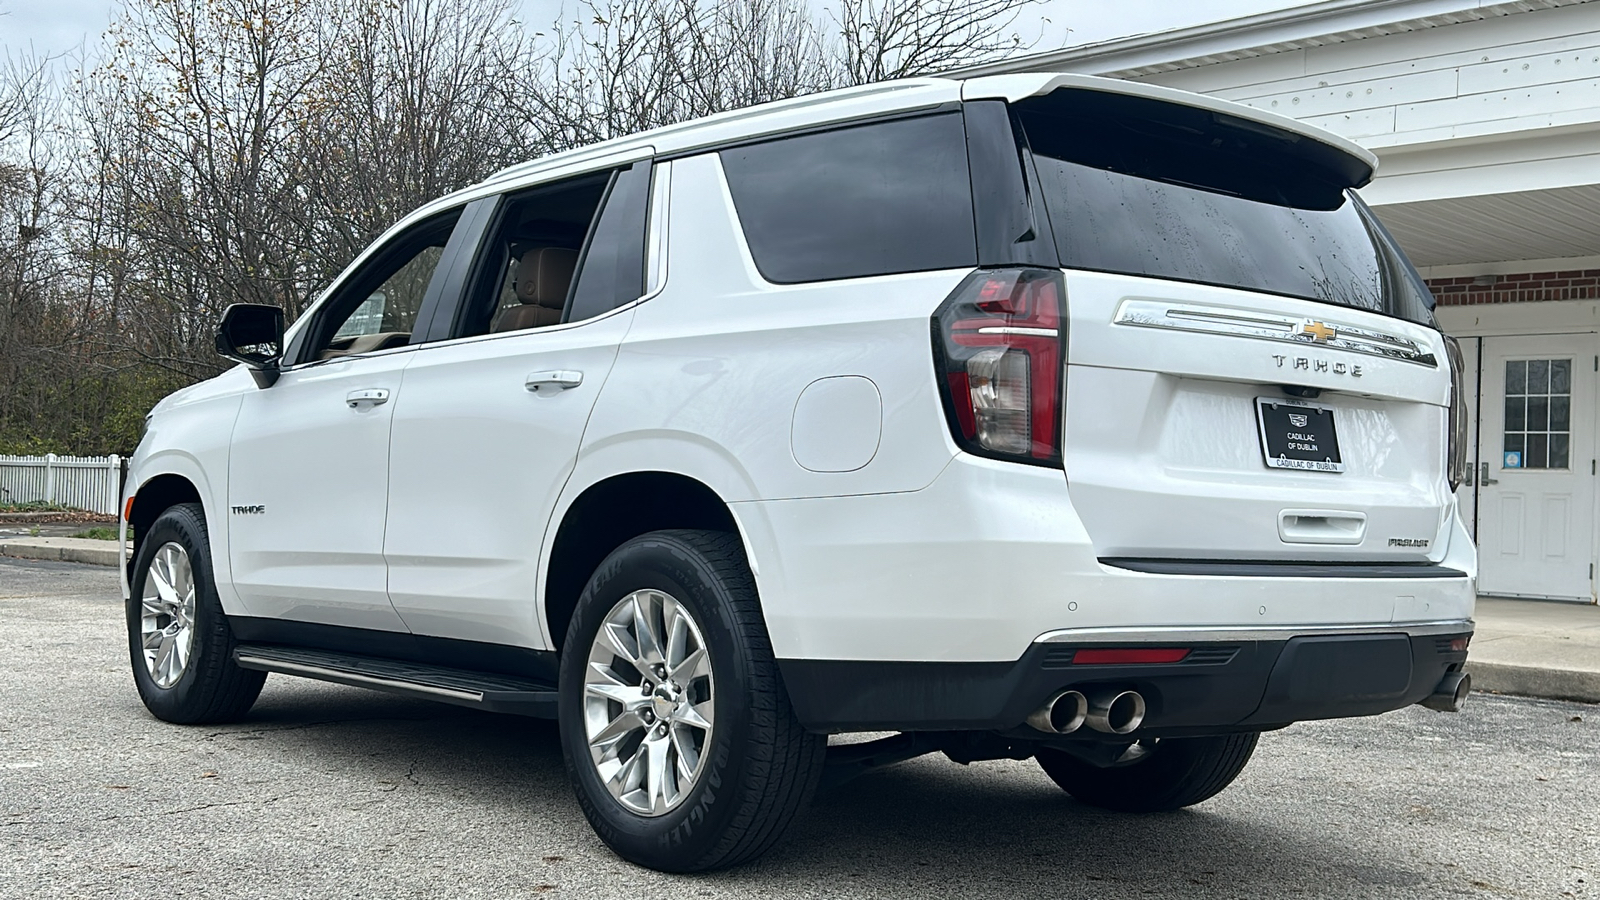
[779,621,1472,734]
[736,453,1478,664]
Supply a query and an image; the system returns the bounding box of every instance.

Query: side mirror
[216,303,285,388]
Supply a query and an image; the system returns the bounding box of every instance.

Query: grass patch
[70,526,121,541]
[0,500,77,513]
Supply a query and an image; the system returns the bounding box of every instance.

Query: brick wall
[1426,270,1600,306]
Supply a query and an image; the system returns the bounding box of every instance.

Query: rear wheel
[558,529,826,872]
[1036,733,1259,812]
[126,503,266,724]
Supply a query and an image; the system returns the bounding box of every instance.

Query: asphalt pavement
[2,557,1595,899]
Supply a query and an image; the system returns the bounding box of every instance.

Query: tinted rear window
[568,161,650,323]
[1016,93,1435,326]
[720,114,976,283]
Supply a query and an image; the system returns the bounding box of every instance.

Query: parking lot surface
[2,557,1595,899]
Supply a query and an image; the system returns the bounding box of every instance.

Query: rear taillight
[932,268,1066,466]
[1443,335,1468,491]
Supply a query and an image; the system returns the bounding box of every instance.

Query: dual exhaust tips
[1027,687,1146,735]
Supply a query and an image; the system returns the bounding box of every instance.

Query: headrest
[515,247,577,309]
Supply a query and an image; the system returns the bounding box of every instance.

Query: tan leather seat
[492,247,577,333]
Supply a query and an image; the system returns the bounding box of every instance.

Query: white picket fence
[0,454,125,515]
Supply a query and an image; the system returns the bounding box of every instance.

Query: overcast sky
[1,0,1322,60]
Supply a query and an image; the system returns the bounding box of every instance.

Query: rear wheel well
[128,474,203,572]
[545,472,739,651]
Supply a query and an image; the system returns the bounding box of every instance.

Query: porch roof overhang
[948,0,1591,80]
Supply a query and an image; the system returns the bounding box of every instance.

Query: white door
[382,312,634,646]
[228,208,462,630]
[381,164,653,648]
[1476,333,1597,601]
[228,353,412,630]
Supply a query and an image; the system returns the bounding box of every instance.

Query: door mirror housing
[216,303,285,387]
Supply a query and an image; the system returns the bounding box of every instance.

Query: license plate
[1256,398,1343,473]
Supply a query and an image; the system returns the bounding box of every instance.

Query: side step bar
[234,644,559,717]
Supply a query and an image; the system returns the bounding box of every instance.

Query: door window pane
[1529,359,1549,393]
[300,209,462,362]
[1551,433,1571,469]
[1504,358,1572,469]
[331,247,443,342]
[566,162,651,324]
[1551,359,1572,393]
[1552,396,1570,431]
[1505,396,1525,431]
[459,173,611,338]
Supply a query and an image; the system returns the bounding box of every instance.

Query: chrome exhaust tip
[1027,690,1088,734]
[1418,671,1470,712]
[1084,688,1146,734]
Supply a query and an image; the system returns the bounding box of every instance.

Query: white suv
[121,72,1476,872]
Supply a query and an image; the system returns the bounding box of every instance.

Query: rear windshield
[1015,92,1435,326]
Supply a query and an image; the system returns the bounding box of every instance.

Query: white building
[964,0,1600,603]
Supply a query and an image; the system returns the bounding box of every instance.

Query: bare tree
[836,0,1039,82]
[521,0,1040,145]
[0,0,1044,455]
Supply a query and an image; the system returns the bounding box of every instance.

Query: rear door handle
[1480,462,1499,486]
[526,370,584,392]
[345,388,390,408]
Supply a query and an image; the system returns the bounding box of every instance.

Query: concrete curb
[0,537,125,568]
[1467,661,1600,706]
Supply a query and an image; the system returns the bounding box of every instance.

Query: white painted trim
[1420,255,1600,279]
[1436,298,1600,336]
[1363,148,1600,205]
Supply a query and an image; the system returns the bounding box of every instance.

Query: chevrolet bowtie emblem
[1299,321,1337,343]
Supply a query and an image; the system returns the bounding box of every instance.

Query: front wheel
[558,530,826,872]
[1036,733,1260,813]
[126,503,266,724]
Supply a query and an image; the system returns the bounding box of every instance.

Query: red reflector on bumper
[1073,648,1191,665]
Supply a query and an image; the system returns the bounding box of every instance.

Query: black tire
[558,529,826,872]
[1036,733,1260,813]
[126,503,266,724]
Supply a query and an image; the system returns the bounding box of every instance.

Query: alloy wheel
[139,541,198,689]
[582,588,716,816]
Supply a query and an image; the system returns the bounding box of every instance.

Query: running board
[233,644,559,717]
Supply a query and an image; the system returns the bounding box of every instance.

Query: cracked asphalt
[2,556,1596,899]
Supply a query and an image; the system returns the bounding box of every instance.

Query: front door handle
[526,370,584,392]
[1480,461,1499,486]
[346,388,390,408]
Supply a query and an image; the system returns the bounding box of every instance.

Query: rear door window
[720,114,976,283]
[567,161,651,323]
[1015,90,1435,326]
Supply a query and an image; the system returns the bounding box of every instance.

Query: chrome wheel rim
[583,588,716,817]
[139,542,197,689]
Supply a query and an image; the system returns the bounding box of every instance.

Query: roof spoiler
[960,73,1376,189]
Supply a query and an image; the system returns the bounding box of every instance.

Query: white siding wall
[1137,3,1600,148]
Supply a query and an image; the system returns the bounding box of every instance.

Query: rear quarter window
[720,114,977,284]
